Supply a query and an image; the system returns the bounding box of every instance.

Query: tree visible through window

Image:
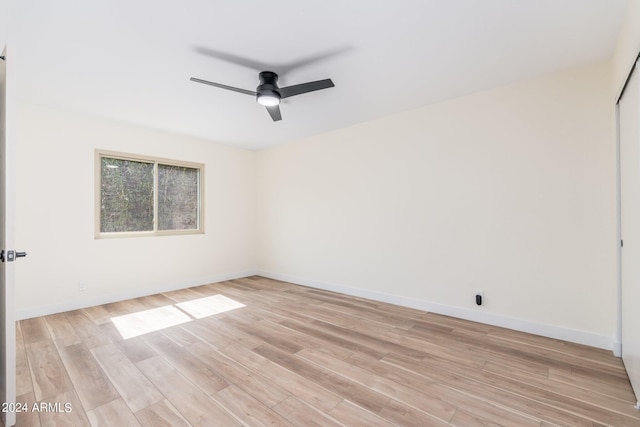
[101,158,154,232]
[97,152,203,236]
[158,164,199,231]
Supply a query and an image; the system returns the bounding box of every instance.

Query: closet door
[620,60,640,404]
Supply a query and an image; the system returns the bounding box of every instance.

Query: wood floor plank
[346,351,542,427]
[218,343,343,412]
[548,367,634,401]
[294,288,382,311]
[37,390,90,427]
[278,298,382,330]
[214,385,296,427]
[57,343,120,411]
[134,400,191,427]
[43,314,82,349]
[103,298,150,318]
[138,293,176,308]
[272,396,344,427]
[21,318,52,344]
[15,392,41,427]
[279,317,385,359]
[259,316,354,360]
[444,326,624,379]
[262,302,326,325]
[234,304,289,324]
[179,318,233,348]
[487,327,625,369]
[16,323,34,396]
[378,398,450,427]
[383,352,614,427]
[448,408,507,427]
[309,318,426,360]
[188,341,290,407]
[25,340,74,401]
[421,312,494,334]
[161,288,205,303]
[87,398,141,427]
[65,311,111,349]
[196,317,264,349]
[91,343,164,412]
[408,347,640,426]
[571,364,632,386]
[136,356,241,427]
[319,299,416,329]
[380,326,489,368]
[298,347,456,422]
[141,332,228,395]
[253,343,390,414]
[81,306,112,325]
[218,317,304,354]
[96,321,126,343]
[113,337,157,364]
[483,361,640,417]
[328,399,396,427]
[160,325,202,347]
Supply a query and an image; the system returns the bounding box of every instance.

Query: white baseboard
[258,270,616,354]
[613,340,622,357]
[16,270,258,320]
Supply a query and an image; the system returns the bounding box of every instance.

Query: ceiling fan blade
[194,47,271,72]
[190,77,257,96]
[279,79,334,99]
[266,105,282,121]
[276,47,351,74]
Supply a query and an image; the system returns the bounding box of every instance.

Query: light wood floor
[14,276,640,426]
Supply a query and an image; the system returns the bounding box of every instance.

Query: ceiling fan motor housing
[257,71,281,101]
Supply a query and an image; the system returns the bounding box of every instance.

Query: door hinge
[621,239,624,248]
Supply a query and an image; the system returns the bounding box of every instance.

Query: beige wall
[14,104,256,318]
[256,60,616,349]
[613,0,640,99]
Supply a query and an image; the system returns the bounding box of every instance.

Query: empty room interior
[2,0,640,426]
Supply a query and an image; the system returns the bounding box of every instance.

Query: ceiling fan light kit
[257,93,280,106]
[190,70,334,122]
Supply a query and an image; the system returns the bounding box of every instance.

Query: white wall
[256,60,616,349]
[15,104,256,318]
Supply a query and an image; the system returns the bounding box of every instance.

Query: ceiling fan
[190,71,334,122]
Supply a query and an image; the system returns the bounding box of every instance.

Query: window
[96,151,204,237]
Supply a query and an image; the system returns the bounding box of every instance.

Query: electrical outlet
[78,282,87,292]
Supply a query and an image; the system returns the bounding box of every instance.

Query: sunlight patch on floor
[176,294,245,319]
[111,305,192,339]
[111,294,246,339]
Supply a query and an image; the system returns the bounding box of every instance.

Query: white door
[620,60,640,405]
[0,45,17,427]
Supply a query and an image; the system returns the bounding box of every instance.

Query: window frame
[95,149,205,239]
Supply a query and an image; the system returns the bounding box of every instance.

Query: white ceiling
[4,0,629,150]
